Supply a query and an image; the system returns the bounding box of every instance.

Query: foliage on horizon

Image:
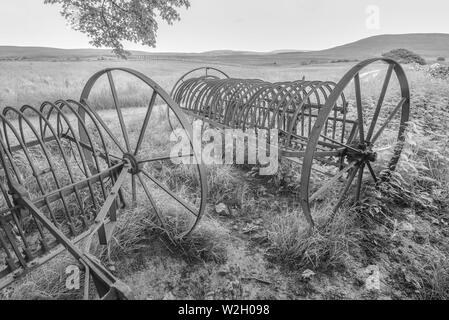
[44,0,190,58]
[382,48,427,65]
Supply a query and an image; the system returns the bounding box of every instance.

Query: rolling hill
[1,33,448,64]
[308,33,449,59]
[0,46,149,60]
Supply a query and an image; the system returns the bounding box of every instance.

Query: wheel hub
[123,153,142,175]
[346,143,377,163]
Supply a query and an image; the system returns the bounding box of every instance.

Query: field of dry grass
[0,59,356,107]
[1,58,449,300]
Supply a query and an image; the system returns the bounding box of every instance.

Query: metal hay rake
[0,68,207,299]
[0,58,410,300]
[170,58,410,228]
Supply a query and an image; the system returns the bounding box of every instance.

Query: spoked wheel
[78,68,207,238]
[168,67,230,131]
[170,67,230,97]
[300,58,410,228]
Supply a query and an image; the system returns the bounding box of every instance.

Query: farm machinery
[0,58,410,299]
[170,58,410,228]
[0,68,207,299]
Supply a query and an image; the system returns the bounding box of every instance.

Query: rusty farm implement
[0,58,410,300]
[0,68,207,299]
[170,58,410,228]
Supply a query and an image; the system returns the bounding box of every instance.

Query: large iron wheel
[78,68,208,238]
[300,58,410,228]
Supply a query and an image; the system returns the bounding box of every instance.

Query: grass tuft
[267,206,359,273]
[109,206,229,266]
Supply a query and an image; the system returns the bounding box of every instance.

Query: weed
[267,206,359,273]
[109,206,229,265]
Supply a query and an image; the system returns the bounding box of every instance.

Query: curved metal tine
[10,113,60,227]
[371,97,407,145]
[18,112,77,232]
[136,173,167,229]
[134,90,157,156]
[0,183,32,257]
[366,162,378,183]
[366,64,394,143]
[333,163,360,213]
[141,169,199,217]
[107,71,131,153]
[354,74,365,143]
[310,162,357,202]
[355,163,366,202]
[0,138,48,248]
[48,102,102,211]
[54,100,107,199]
[0,231,16,265]
[24,105,81,233]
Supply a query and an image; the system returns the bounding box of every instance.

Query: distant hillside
[201,49,310,55]
[270,50,310,54]
[0,46,149,60]
[200,50,256,55]
[308,33,449,59]
[1,33,448,64]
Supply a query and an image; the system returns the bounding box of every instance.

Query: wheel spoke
[355,163,365,202]
[371,97,407,144]
[311,162,357,202]
[107,71,131,153]
[347,124,359,145]
[141,169,199,217]
[134,90,158,156]
[132,175,137,204]
[320,134,362,154]
[81,102,127,154]
[367,162,378,183]
[333,163,360,213]
[137,173,166,228]
[366,65,394,142]
[138,153,195,164]
[354,74,365,143]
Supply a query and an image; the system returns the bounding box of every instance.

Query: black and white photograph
[0,0,448,307]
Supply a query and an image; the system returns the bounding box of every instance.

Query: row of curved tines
[0,99,118,277]
[172,76,351,150]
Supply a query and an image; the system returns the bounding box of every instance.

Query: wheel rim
[300,58,410,226]
[170,67,230,97]
[78,68,208,238]
[168,67,230,131]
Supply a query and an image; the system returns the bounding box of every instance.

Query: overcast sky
[0,0,448,52]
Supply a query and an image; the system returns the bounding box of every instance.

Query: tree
[382,48,426,65]
[44,0,190,57]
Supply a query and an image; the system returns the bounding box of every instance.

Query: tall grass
[0,60,354,108]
